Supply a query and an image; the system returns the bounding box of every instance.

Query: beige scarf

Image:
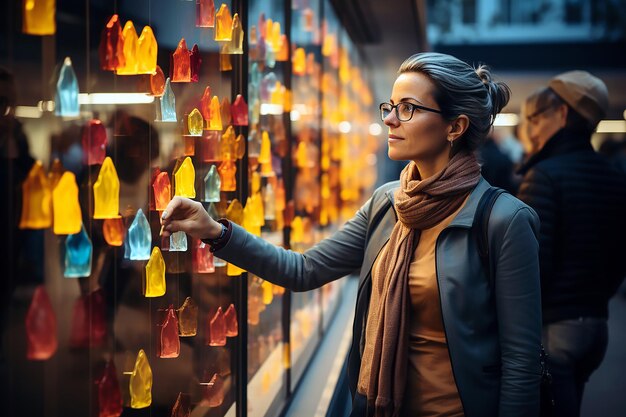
[358,152,481,416]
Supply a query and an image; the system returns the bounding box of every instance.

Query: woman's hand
[160,196,222,240]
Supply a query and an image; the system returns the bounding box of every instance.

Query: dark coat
[517,128,626,324]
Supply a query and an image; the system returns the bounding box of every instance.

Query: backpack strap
[472,187,507,289]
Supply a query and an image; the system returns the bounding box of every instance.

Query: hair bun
[475,64,511,121]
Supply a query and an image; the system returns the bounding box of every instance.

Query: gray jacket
[215,177,543,417]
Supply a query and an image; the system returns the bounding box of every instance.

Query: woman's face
[383,72,450,162]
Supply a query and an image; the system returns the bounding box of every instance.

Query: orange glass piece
[174,157,196,198]
[25,285,57,360]
[190,44,201,82]
[224,304,238,337]
[258,131,271,164]
[225,199,243,224]
[130,349,153,408]
[234,134,245,159]
[193,239,215,274]
[231,95,248,126]
[177,297,198,336]
[145,246,166,297]
[23,0,56,35]
[19,161,52,229]
[103,218,125,246]
[206,307,226,346]
[99,14,124,71]
[171,38,191,82]
[149,65,165,96]
[220,125,236,161]
[153,171,172,211]
[200,86,211,121]
[207,96,222,131]
[203,373,224,407]
[214,4,233,41]
[276,34,288,62]
[220,48,232,71]
[69,289,106,348]
[82,119,107,165]
[293,48,306,76]
[137,26,158,74]
[93,157,121,219]
[196,0,215,28]
[171,392,191,417]
[188,108,203,136]
[218,160,236,191]
[220,97,231,126]
[52,171,82,235]
[116,21,139,75]
[96,360,123,417]
[158,305,180,358]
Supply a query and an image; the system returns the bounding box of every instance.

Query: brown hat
[548,70,608,128]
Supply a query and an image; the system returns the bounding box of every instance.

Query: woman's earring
[449,140,454,148]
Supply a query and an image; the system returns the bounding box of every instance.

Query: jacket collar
[517,128,593,176]
[384,176,491,229]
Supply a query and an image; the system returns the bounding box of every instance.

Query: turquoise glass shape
[128,208,151,260]
[161,78,177,122]
[64,224,92,278]
[55,57,80,117]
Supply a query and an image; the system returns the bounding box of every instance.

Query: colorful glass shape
[188,108,203,136]
[103,218,125,246]
[231,94,249,126]
[129,349,152,408]
[169,231,187,252]
[171,392,191,417]
[190,44,201,82]
[214,4,233,41]
[96,360,123,417]
[93,157,121,219]
[158,305,180,358]
[160,78,177,122]
[55,57,79,117]
[174,157,196,198]
[203,373,224,407]
[207,96,222,131]
[178,297,198,336]
[25,285,57,360]
[196,0,215,28]
[82,119,107,165]
[19,160,52,229]
[207,307,226,346]
[200,86,211,121]
[23,0,56,35]
[203,165,220,202]
[69,289,106,348]
[64,224,93,278]
[137,25,158,74]
[150,65,165,96]
[224,303,238,337]
[218,160,236,192]
[128,208,151,260]
[99,14,124,71]
[116,21,139,75]
[52,171,82,235]
[171,38,191,82]
[145,246,166,297]
[193,240,215,273]
[153,171,172,211]
[225,199,243,224]
[220,97,231,126]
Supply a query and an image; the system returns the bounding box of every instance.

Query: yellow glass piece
[270,82,284,105]
[225,199,243,224]
[52,172,82,235]
[227,13,244,54]
[227,262,245,276]
[251,172,261,194]
[188,108,204,136]
[218,160,236,192]
[19,161,52,229]
[178,297,198,337]
[174,157,196,198]
[258,131,271,164]
[208,96,222,131]
[322,34,335,57]
[283,342,291,369]
[261,155,274,177]
[23,0,56,35]
[270,22,281,51]
[129,349,153,408]
[283,88,292,112]
[137,26,157,74]
[295,141,307,168]
[290,216,303,244]
[264,18,273,45]
[262,281,273,305]
[116,21,139,75]
[214,4,233,41]
[145,246,166,297]
[293,48,306,75]
[249,193,264,227]
[220,125,235,161]
[242,199,260,236]
[93,157,121,219]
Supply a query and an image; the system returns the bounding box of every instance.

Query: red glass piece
[224,303,238,337]
[206,307,226,346]
[69,289,107,348]
[99,14,125,71]
[231,94,249,126]
[25,285,57,360]
[150,66,165,96]
[193,239,215,273]
[153,171,172,211]
[190,44,201,83]
[171,38,191,82]
[196,0,215,28]
[158,305,181,358]
[171,392,191,417]
[201,131,221,162]
[96,360,123,417]
[203,373,224,407]
[82,119,108,165]
[200,86,211,121]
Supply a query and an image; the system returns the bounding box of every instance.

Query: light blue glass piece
[265,44,276,68]
[55,57,80,117]
[128,208,151,260]
[203,165,221,203]
[169,231,187,252]
[250,63,261,86]
[213,256,226,267]
[64,224,92,278]
[161,78,177,122]
[124,232,130,260]
[206,203,219,220]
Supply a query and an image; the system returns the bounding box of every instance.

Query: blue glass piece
[55,57,80,117]
[124,232,130,260]
[64,224,92,278]
[169,231,187,252]
[128,208,151,260]
[160,78,177,122]
[203,165,221,203]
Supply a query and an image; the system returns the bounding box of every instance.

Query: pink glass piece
[158,305,181,358]
[171,38,191,82]
[193,239,215,273]
[196,0,215,28]
[231,94,249,126]
[96,360,123,417]
[153,171,172,211]
[69,288,107,348]
[224,303,238,337]
[171,392,191,417]
[99,14,125,71]
[206,307,226,346]
[25,285,57,360]
[203,373,224,407]
[82,119,108,165]
[190,44,201,83]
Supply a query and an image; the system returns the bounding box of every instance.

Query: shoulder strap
[473,187,507,289]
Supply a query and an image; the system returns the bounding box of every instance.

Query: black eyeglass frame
[379,101,442,122]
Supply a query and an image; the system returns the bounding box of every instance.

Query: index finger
[161,196,183,222]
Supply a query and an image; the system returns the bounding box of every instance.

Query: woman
[161,52,542,417]
[517,72,626,417]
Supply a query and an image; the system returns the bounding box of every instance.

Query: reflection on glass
[171,392,191,417]
[218,160,236,192]
[82,119,107,165]
[231,94,249,126]
[25,285,57,360]
[196,0,215,28]
[69,289,106,348]
[96,360,123,417]
[190,44,201,82]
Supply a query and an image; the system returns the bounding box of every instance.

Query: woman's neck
[413,151,451,180]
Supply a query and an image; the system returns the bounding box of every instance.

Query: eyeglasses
[379,101,441,122]
[525,106,553,124]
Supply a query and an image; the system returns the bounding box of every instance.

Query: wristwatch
[205,222,227,245]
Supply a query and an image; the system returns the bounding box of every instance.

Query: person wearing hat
[517,71,626,417]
